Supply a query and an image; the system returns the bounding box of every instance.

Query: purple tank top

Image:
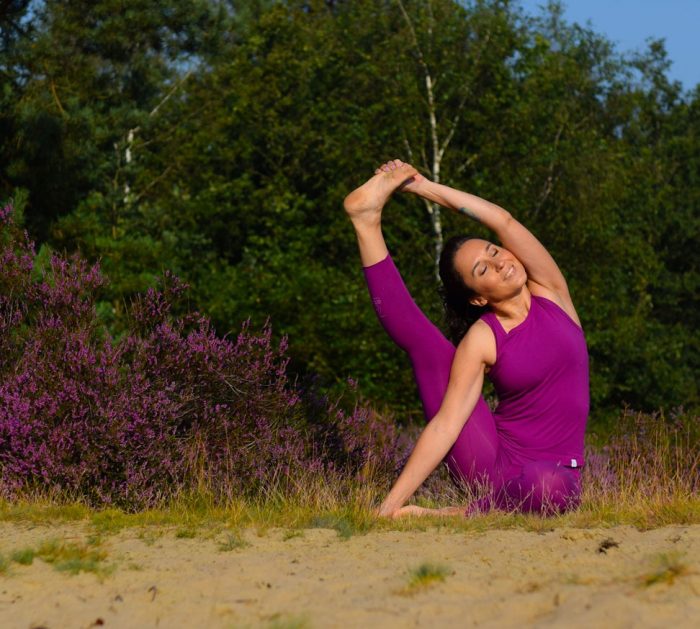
[480,295,589,469]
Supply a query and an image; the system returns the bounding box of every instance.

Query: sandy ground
[0,522,698,628]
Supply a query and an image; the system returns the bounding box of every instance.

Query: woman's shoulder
[527,280,582,329]
[462,318,498,369]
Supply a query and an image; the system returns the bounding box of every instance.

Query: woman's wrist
[412,179,451,209]
[379,495,402,514]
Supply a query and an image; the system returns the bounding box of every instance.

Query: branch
[437,89,469,163]
[44,61,68,119]
[534,121,566,214]
[419,144,430,174]
[120,70,194,205]
[456,153,478,175]
[396,0,427,69]
[401,129,415,163]
[131,165,174,205]
[437,31,492,162]
[149,70,193,118]
[396,0,439,175]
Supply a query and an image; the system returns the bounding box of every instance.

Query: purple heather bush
[0,203,405,510]
[582,407,699,503]
[2,201,697,514]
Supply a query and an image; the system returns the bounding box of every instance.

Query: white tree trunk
[397,0,493,278]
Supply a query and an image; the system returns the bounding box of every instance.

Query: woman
[343,159,588,519]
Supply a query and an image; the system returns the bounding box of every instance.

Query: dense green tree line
[1,0,698,421]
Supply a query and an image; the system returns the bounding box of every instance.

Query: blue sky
[518,0,700,91]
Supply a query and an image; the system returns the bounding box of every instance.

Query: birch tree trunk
[396,0,490,279]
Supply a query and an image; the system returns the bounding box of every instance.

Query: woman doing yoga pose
[343,159,589,519]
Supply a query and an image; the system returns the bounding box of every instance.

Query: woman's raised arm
[407,178,571,296]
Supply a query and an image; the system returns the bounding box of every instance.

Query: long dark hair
[438,234,489,345]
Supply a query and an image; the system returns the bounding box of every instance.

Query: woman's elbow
[499,210,515,231]
[432,411,468,444]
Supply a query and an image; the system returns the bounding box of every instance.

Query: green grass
[137,528,165,546]
[282,529,304,541]
[10,547,35,565]
[1,465,699,539]
[399,562,452,595]
[267,614,312,629]
[0,500,92,524]
[639,551,692,587]
[35,538,113,577]
[218,530,249,551]
[2,537,114,578]
[308,514,367,540]
[0,495,699,536]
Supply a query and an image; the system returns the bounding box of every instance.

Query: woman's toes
[376,159,406,173]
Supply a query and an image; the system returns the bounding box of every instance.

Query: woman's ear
[469,295,488,308]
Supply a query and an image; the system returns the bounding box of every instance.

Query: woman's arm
[408,178,571,295]
[376,322,492,517]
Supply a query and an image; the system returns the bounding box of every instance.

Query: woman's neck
[489,285,532,325]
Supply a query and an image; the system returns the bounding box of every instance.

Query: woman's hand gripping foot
[374,159,429,195]
[343,160,419,228]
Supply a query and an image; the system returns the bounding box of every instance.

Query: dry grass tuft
[397,562,453,596]
[639,551,693,587]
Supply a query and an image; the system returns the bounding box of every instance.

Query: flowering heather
[581,408,699,508]
[2,202,696,518]
[0,203,403,510]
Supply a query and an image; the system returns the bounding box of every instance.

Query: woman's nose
[496,259,505,271]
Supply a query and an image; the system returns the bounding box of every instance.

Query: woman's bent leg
[495,461,582,515]
[362,252,500,486]
[345,168,501,491]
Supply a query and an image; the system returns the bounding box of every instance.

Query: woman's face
[454,238,527,305]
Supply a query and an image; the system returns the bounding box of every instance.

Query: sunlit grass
[398,562,452,595]
[266,613,312,629]
[638,551,693,587]
[218,530,249,551]
[1,537,114,579]
[0,482,698,537]
[282,529,304,541]
[0,411,697,535]
[10,548,35,565]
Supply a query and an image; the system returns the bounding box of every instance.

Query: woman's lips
[504,264,514,279]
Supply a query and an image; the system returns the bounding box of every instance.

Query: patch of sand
[0,522,698,628]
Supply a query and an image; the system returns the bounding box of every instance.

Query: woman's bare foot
[375,159,429,195]
[343,161,418,228]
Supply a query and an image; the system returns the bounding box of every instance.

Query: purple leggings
[363,253,581,516]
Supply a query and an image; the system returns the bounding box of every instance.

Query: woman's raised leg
[344,164,501,488]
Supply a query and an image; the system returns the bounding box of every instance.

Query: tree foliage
[1,0,697,419]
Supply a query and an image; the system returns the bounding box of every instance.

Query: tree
[2,0,697,416]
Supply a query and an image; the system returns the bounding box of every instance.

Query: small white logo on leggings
[571,459,578,468]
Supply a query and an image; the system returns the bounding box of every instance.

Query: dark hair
[438,234,489,345]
